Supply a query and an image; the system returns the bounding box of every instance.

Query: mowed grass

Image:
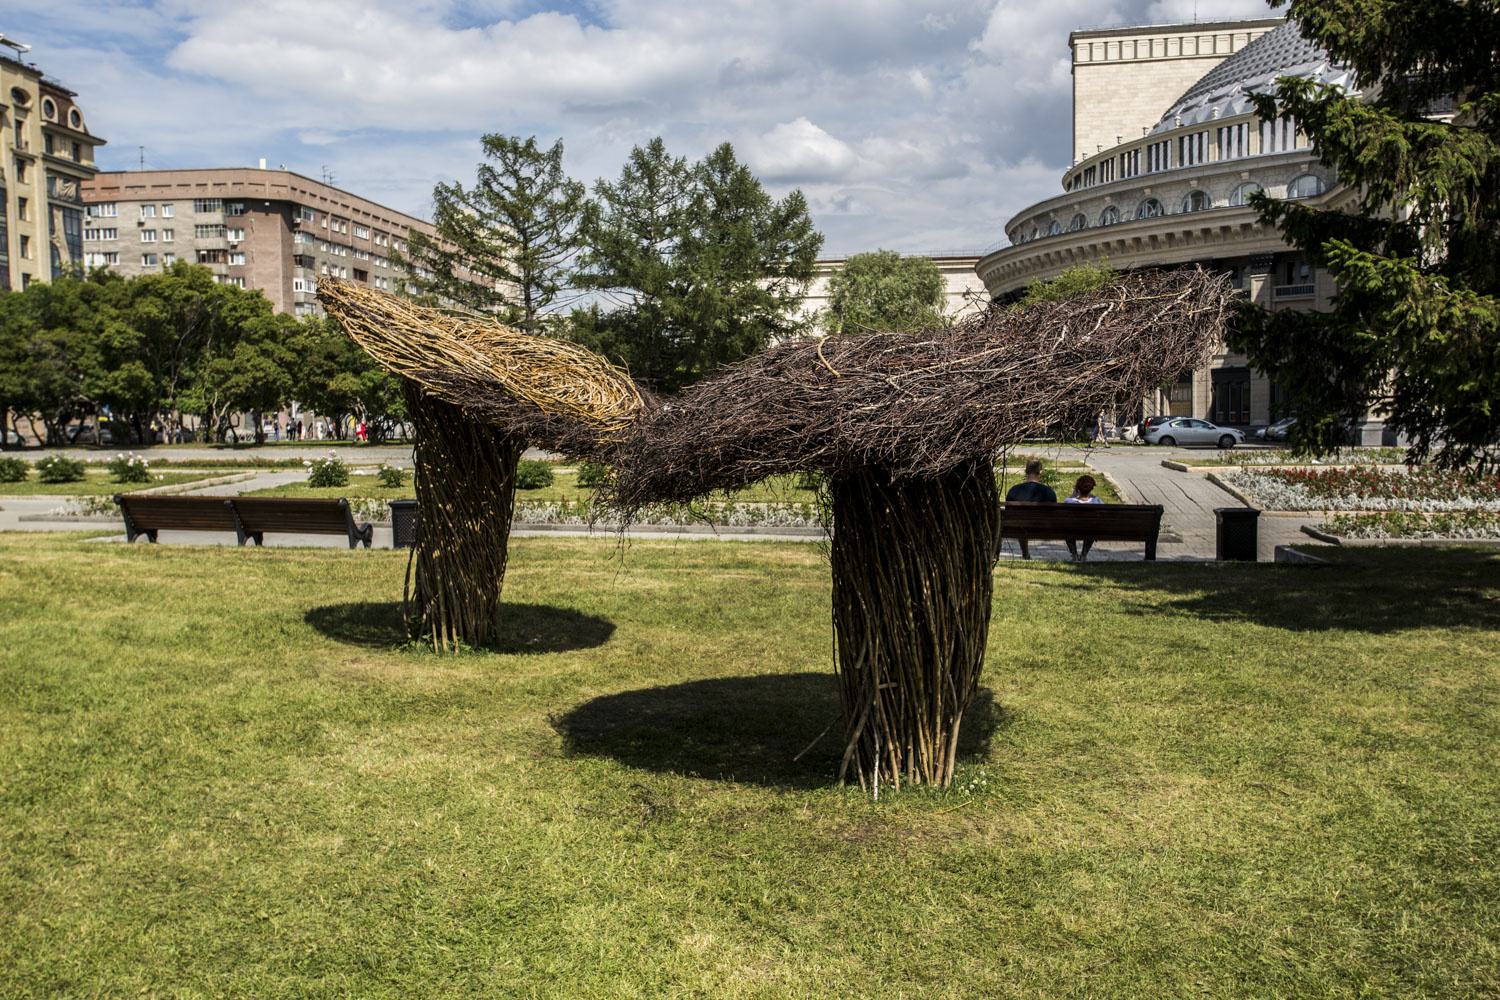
[1,535,1496,998]
[0,470,219,497]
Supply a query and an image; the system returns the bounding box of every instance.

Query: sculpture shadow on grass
[553,672,1006,789]
[304,601,615,655]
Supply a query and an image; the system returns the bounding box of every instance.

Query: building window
[68,108,82,129]
[226,202,245,216]
[297,206,316,222]
[221,276,245,288]
[161,204,174,218]
[1099,205,1120,226]
[84,227,117,241]
[353,224,370,239]
[1228,182,1263,207]
[17,197,28,221]
[193,198,223,213]
[1068,213,1087,232]
[226,228,244,241]
[228,252,246,265]
[1217,123,1249,160]
[41,97,57,120]
[13,160,28,183]
[19,234,30,258]
[140,204,156,218]
[162,253,176,265]
[197,249,227,264]
[142,253,159,266]
[293,232,314,246]
[1046,220,1062,237]
[43,134,54,155]
[84,251,118,266]
[1135,198,1164,219]
[1145,140,1171,172]
[87,202,117,217]
[161,228,174,242]
[71,141,81,161]
[1177,130,1209,167]
[1120,149,1141,178]
[1180,190,1211,213]
[1260,116,1307,154]
[195,224,226,239]
[293,277,316,293]
[1286,174,1326,199]
[141,229,156,242]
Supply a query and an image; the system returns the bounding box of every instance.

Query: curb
[1298,524,1500,548]
[1274,544,1329,565]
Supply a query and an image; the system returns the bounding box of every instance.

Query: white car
[1143,417,1246,449]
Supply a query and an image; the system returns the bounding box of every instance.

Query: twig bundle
[607,268,1232,510]
[317,279,648,455]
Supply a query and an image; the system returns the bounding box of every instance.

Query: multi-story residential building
[974,17,1392,442]
[81,166,447,316]
[1,34,105,291]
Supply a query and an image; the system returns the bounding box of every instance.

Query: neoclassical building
[976,17,1386,441]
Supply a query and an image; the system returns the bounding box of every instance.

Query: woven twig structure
[607,267,1234,789]
[317,280,647,649]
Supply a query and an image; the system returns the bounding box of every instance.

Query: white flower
[303,460,312,467]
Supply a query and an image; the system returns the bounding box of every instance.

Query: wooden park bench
[999,501,1165,561]
[116,494,374,548]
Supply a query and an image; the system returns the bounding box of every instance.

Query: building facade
[81,167,444,316]
[2,36,105,291]
[976,18,1387,441]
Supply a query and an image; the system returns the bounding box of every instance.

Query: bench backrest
[230,497,355,535]
[1000,501,1163,541]
[115,494,237,531]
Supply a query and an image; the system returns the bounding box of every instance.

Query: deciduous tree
[821,250,945,335]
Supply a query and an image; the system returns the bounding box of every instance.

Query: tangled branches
[607,267,1232,511]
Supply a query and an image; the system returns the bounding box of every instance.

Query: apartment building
[1,34,105,291]
[81,166,448,316]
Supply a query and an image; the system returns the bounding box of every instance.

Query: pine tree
[572,140,823,392]
[1231,0,1500,470]
[401,135,587,333]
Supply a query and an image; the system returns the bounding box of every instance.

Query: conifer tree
[1231,0,1500,469]
[402,135,587,334]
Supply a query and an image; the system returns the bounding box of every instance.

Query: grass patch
[0,535,1496,997]
[0,470,217,497]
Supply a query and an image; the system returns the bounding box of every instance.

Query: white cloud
[745,118,858,181]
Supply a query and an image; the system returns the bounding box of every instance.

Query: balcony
[1273,283,1316,299]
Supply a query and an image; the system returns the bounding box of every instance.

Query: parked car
[1257,416,1297,441]
[1143,417,1246,449]
[2,430,22,447]
[1137,414,1178,438]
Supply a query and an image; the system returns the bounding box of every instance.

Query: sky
[8,0,1276,257]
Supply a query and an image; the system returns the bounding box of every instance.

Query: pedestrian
[296,418,304,441]
[1094,410,1111,447]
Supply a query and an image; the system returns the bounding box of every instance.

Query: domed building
[976,17,1386,441]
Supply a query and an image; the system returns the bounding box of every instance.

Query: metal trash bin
[388,499,420,549]
[1214,507,1260,562]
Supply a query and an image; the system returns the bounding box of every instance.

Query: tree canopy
[571,139,823,392]
[401,134,588,333]
[1231,0,1500,470]
[820,251,945,336]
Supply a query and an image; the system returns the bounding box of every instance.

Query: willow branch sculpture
[606,267,1234,790]
[317,279,646,651]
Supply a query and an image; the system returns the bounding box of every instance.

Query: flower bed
[1200,447,1408,467]
[1319,510,1500,540]
[1229,466,1500,512]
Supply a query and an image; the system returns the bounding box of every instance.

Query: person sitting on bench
[1064,474,1104,561]
[1005,459,1057,560]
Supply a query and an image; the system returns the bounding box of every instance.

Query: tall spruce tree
[573,139,822,391]
[1231,0,1500,469]
[402,134,587,333]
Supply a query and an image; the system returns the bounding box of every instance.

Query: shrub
[795,471,826,492]
[514,459,554,490]
[108,452,152,484]
[575,460,608,488]
[305,453,350,488]
[0,456,28,483]
[36,455,86,484]
[377,464,407,489]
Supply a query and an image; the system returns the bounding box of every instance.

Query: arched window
[1135,198,1164,219]
[1069,213,1088,232]
[1047,220,1062,236]
[1180,190,1211,213]
[1228,182,1262,207]
[1099,206,1120,226]
[1286,174,1326,199]
[1029,225,1040,242]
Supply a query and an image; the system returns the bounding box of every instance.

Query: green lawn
[2,535,1495,998]
[0,470,217,497]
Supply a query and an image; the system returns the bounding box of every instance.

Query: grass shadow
[554,673,1006,789]
[1066,546,1500,634]
[304,601,615,654]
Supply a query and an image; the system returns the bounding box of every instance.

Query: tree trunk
[829,458,1002,791]
[405,385,523,652]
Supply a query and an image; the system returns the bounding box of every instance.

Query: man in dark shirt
[1004,459,1057,559]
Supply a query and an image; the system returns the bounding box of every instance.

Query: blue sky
[8,0,1275,256]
